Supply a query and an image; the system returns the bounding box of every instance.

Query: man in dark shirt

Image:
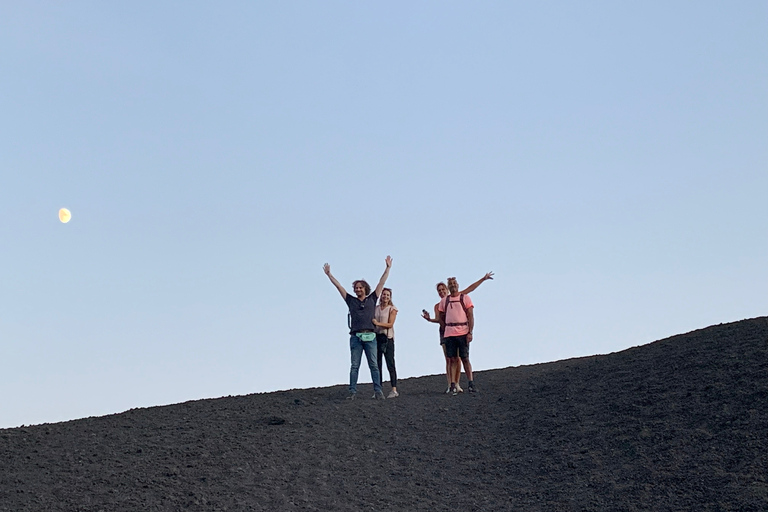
[324,256,392,400]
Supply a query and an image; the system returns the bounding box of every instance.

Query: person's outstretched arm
[422,304,440,323]
[373,255,393,298]
[323,263,347,300]
[460,272,494,295]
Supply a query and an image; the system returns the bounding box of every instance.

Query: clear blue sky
[1,2,766,428]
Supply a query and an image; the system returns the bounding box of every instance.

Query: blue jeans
[349,334,382,394]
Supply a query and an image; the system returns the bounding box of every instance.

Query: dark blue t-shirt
[345,291,378,334]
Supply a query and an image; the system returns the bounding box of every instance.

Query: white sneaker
[456,384,464,393]
[445,387,452,394]
[387,390,399,398]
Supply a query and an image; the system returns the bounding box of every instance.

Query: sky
[1,1,766,429]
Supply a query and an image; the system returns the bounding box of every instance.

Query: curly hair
[352,280,371,296]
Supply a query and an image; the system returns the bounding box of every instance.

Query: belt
[445,322,468,327]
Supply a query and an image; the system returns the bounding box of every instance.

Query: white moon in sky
[58,208,71,223]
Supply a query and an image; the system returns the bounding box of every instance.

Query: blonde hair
[380,287,395,308]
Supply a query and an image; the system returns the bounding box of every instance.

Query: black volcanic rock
[1,317,767,511]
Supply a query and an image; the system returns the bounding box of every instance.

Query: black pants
[376,333,397,387]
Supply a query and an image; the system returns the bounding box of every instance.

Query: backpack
[443,294,469,327]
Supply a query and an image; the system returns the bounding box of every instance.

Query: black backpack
[444,294,469,327]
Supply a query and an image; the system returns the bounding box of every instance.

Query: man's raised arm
[323,263,347,300]
[460,272,494,295]
[373,255,393,298]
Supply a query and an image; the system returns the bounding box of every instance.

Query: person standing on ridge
[423,272,493,393]
[324,256,392,400]
[372,287,399,398]
[438,276,485,395]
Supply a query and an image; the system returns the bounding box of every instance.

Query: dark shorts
[444,335,469,359]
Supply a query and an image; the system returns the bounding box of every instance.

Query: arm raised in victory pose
[460,271,494,294]
[373,256,393,298]
[323,263,348,300]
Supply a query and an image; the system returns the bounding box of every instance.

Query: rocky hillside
[2,317,766,511]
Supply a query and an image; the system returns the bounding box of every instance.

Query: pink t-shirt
[374,304,397,339]
[439,294,474,337]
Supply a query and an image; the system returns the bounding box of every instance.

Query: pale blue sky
[1,1,766,428]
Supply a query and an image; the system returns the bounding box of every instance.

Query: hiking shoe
[387,390,399,399]
[468,382,477,393]
[450,384,458,396]
[346,392,357,400]
[373,391,385,400]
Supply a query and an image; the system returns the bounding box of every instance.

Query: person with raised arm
[422,272,493,393]
[324,256,393,400]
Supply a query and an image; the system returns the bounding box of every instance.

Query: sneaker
[373,391,385,400]
[450,384,458,396]
[456,384,464,393]
[468,382,477,393]
[346,392,357,400]
[445,387,452,394]
[387,390,399,399]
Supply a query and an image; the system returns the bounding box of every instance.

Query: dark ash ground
[2,317,766,511]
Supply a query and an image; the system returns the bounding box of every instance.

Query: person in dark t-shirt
[324,256,392,400]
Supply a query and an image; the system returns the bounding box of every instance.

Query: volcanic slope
[1,317,766,511]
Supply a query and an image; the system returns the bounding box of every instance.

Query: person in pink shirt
[438,276,487,395]
[422,272,493,394]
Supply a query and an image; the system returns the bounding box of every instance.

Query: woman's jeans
[376,333,397,387]
[349,334,382,394]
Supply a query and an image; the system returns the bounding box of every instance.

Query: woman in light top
[372,288,399,398]
[422,272,493,393]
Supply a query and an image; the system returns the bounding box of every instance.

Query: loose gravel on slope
[2,317,767,511]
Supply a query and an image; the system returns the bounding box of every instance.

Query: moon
[58,208,71,223]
